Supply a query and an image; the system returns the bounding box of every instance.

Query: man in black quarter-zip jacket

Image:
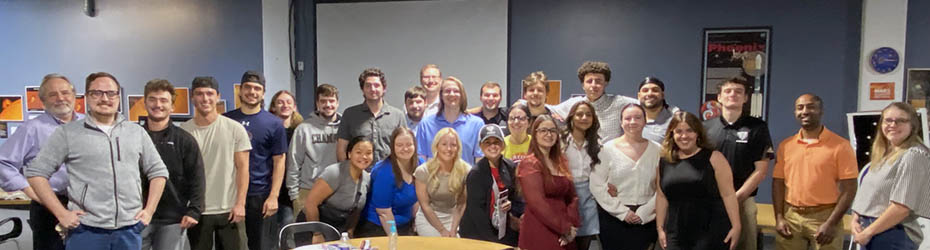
[26,72,169,250]
[140,79,206,250]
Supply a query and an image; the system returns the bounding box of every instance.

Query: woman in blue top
[356,127,423,237]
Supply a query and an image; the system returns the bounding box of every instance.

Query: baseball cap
[480,124,505,143]
[240,70,265,87]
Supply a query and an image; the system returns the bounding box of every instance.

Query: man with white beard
[0,74,83,250]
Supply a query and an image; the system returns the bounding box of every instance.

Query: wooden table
[756,203,852,234]
[0,200,30,206]
[0,200,30,210]
[297,236,512,250]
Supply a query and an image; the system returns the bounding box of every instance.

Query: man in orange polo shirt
[772,94,858,250]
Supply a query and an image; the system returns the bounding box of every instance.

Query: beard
[642,100,662,109]
[46,103,74,117]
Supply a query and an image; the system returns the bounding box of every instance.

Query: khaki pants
[775,205,842,250]
[737,197,758,250]
[293,188,311,218]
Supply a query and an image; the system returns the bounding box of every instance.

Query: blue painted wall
[509,0,863,204]
[907,0,930,69]
[0,0,263,144]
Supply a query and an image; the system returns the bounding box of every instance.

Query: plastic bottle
[340,232,351,250]
[388,220,398,250]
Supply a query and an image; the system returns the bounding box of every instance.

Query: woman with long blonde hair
[414,127,471,237]
[269,90,303,138]
[851,102,930,249]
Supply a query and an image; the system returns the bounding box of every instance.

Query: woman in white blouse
[562,101,602,250]
[590,103,660,250]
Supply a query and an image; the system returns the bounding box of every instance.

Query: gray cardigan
[25,115,168,229]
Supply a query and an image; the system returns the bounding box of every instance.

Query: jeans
[64,222,144,250]
[858,215,916,250]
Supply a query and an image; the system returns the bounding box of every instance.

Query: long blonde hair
[869,102,925,169]
[269,90,303,129]
[424,128,470,203]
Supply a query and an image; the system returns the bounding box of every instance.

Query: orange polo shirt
[773,127,858,207]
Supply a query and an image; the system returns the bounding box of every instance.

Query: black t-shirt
[472,107,509,126]
[703,115,773,196]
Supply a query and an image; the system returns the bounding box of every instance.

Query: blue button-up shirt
[0,112,82,195]
[415,112,485,166]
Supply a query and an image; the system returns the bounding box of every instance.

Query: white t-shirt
[181,116,252,215]
[97,124,113,136]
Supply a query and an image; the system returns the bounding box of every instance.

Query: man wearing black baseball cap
[225,70,288,250]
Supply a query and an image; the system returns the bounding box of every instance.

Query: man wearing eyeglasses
[420,64,442,118]
[26,72,169,250]
[772,94,858,250]
[0,74,83,250]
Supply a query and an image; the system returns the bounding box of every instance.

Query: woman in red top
[518,114,581,250]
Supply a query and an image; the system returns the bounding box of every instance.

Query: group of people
[0,60,928,250]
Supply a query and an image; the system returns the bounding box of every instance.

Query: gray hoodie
[25,115,168,229]
[286,112,341,200]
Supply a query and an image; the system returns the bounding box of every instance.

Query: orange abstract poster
[26,86,43,112]
[173,88,190,115]
[0,96,24,122]
[75,95,85,114]
[127,95,147,122]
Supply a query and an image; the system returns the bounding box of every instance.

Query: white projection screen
[316,0,508,112]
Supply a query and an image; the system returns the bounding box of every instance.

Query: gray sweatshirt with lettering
[285,112,341,200]
[25,116,168,229]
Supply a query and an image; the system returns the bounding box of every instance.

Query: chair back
[0,217,23,242]
[278,221,341,249]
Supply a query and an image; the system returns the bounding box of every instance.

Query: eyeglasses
[883,118,910,125]
[87,90,120,99]
[509,116,528,122]
[535,128,559,135]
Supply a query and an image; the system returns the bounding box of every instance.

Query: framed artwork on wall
[173,87,190,115]
[0,95,24,122]
[127,95,146,122]
[907,68,930,110]
[701,27,772,121]
[26,86,43,112]
[75,94,85,114]
[233,83,241,109]
[216,99,227,114]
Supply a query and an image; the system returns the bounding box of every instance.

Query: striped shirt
[552,94,638,143]
[851,144,930,243]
